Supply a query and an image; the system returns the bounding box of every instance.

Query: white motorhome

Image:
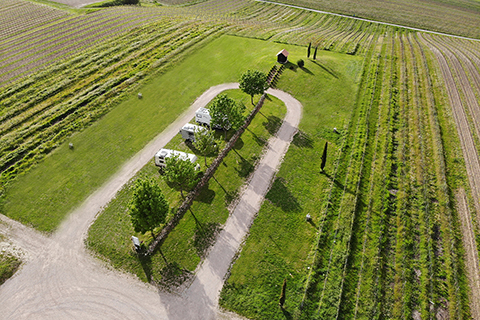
[195,107,231,130]
[179,123,206,142]
[154,148,198,168]
[195,107,212,127]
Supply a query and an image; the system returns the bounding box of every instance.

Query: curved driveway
[0,84,302,319]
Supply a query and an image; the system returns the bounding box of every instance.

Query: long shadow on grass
[212,176,238,206]
[281,308,293,320]
[265,177,301,212]
[323,171,354,195]
[233,151,258,178]
[246,127,267,147]
[263,115,282,135]
[312,60,338,79]
[193,221,222,258]
[292,130,313,148]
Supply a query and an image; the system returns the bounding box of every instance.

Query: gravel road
[0,84,302,320]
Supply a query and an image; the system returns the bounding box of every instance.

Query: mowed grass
[87,88,286,282]
[1,35,289,233]
[219,47,363,317]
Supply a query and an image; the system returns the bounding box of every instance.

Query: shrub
[297,59,304,68]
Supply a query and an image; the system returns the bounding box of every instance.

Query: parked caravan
[195,107,230,130]
[195,107,212,126]
[154,148,198,169]
[179,123,206,142]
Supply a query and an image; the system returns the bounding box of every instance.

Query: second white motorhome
[154,148,198,169]
[179,123,206,142]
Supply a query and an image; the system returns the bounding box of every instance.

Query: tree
[321,141,328,171]
[313,46,318,60]
[209,94,246,139]
[239,70,268,106]
[307,42,311,58]
[193,127,218,166]
[163,154,200,198]
[129,178,169,239]
[297,59,305,68]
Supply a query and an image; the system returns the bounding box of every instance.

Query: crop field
[272,0,480,39]
[1,0,480,319]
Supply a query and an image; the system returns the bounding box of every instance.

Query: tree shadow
[246,128,267,146]
[234,153,258,178]
[193,222,222,258]
[281,307,293,320]
[212,176,238,206]
[312,60,338,78]
[299,66,314,75]
[233,137,244,150]
[155,261,193,291]
[323,171,354,195]
[197,181,215,204]
[292,130,313,148]
[137,251,153,282]
[265,177,301,212]
[263,115,282,135]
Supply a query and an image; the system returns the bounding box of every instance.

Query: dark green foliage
[321,141,328,171]
[313,47,318,60]
[297,59,305,68]
[193,127,218,166]
[129,178,169,238]
[239,70,268,106]
[93,0,139,7]
[208,94,246,138]
[307,42,311,58]
[163,154,200,198]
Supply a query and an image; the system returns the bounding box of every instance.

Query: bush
[297,59,304,68]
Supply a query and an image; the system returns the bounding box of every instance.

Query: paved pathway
[0,84,302,319]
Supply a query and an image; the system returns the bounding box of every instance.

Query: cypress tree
[313,46,318,60]
[307,42,311,58]
[321,141,328,171]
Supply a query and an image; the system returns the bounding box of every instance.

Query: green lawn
[1,36,290,233]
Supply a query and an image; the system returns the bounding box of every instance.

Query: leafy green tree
[239,70,268,106]
[209,94,246,139]
[313,46,318,60]
[163,154,200,198]
[193,127,218,166]
[307,42,311,58]
[129,178,169,239]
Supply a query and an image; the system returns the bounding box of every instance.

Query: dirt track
[0,84,302,319]
[419,34,480,319]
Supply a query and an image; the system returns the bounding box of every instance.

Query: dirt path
[0,84,302,319]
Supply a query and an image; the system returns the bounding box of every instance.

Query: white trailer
[179,123,206,142]
[154,148,199,169]
[195,107,212,127]
[195,107,230,130]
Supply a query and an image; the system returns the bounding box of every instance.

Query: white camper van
[195,107,231,130]
[154,148,199,169]
[195,107,212,127]
[179,123,206,142]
